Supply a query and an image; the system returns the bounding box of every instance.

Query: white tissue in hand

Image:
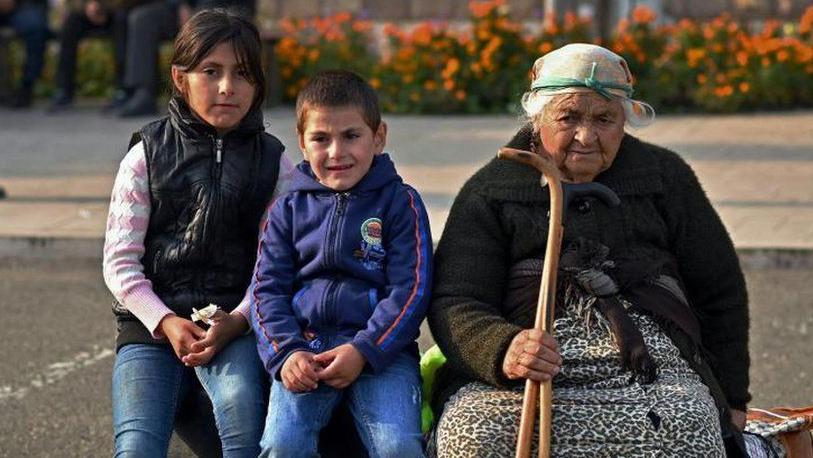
[191,304,219,326]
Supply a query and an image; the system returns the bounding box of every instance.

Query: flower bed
[8,1,813,113]
[274,1,813,113]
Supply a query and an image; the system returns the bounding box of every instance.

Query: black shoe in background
[101,88,131,114]
[117,88,157,117]
[47,90,74,114]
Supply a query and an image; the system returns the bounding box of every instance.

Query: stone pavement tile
[717,206,813,249]
[0,176,113,199]
[634,112,813,147]
[398,164,480,194]
[692,160,813,203]
[0,202,106,239]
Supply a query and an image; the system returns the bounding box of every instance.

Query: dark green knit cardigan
[427,128,750,444]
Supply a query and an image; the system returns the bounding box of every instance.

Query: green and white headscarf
[523,43,655,127]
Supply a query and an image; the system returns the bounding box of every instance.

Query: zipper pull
[215,138,223,163]
[336,192,349,215]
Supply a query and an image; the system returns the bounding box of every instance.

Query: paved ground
[1,107,813,248]
[0,257,810,457]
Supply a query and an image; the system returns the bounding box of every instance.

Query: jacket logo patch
[360,218,383,245]
[356,217,386,270]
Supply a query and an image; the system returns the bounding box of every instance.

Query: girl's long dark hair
[171,8,266,111]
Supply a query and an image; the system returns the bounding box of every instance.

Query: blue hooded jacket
[250,154,433,378]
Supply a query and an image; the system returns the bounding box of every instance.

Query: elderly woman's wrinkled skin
[536,92,626,183]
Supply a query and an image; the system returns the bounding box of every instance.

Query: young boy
[250,70,432,458]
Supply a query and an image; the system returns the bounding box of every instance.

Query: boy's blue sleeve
[351,186,433,373]
[250,198,311,379]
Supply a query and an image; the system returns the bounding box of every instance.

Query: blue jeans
[261,352,425,458]
[0,4,48,84]
[112,335,268,458]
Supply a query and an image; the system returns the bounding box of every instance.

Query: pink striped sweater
[102,142,295,338]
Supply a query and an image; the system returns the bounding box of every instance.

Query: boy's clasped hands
[282,345,367,392]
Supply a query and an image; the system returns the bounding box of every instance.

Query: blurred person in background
[48,0,150,113]
[116,0,255,117]
[0,0,48,108]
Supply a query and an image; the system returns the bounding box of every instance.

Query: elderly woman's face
[537,92,625,183]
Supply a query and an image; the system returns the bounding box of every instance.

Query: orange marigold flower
[280,18,297,34]
[776,50,790,62]
[470,1,495,19]
[762,57,771,67]
[539,41,554,54]
[697,73,707,84]
[352,21,372,33]
[736,51,749,67]
[370,78,381,89]
[334,11,352,23]
[678,18,694,30]
[544,16,560,35]
[455,89,466,101]
[739,82,750,93]
[800,5,813,35]
[713,85,733,97]
[424,80,438,90]
[382,22,400,37]
[325,30,343,41]
[686,48,706,68]
[444,79,455,91]
[563,11,578,28]
[442,58,460,79]
[404,74,414,84]
[631,6,656,24]
[308,49,320,61]
[413,23,433,46]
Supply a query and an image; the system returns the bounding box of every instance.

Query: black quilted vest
[114,97,283,349]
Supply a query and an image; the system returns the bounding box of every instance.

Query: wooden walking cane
[498,147,563,458]
[498,147,621,458]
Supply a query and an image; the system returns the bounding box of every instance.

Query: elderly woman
[427,44,749,457]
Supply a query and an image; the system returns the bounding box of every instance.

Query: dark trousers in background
[123,1,177,96]
[55,8,129,98]
[0,4,47,88]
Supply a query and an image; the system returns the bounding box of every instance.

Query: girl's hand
[281,351,320,392]
[313,344,366,389]
[183,310,248,367]
[159,315,207,361]
[502,329,562,382]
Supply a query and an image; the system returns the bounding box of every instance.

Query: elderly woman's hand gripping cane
[498,146,620,458]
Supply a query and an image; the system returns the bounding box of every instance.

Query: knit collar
[167,95,265,140]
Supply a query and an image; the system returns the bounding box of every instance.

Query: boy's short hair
[296,70,381,133]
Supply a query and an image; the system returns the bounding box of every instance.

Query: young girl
[102,9,292,457]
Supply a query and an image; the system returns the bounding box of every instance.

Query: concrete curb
[0,237,103,260]
[2,236,812,269]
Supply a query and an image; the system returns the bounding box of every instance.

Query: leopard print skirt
[429,306,726,458]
